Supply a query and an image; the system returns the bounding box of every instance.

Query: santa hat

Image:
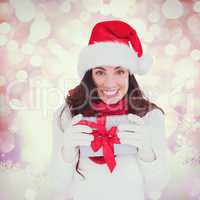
[77,20,153,79]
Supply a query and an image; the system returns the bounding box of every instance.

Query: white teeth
[102,90,118,96]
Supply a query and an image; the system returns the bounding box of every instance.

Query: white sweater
[47,105,170,200]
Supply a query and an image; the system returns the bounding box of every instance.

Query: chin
[101,96,122,105]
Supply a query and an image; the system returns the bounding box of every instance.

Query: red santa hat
[77,20,153,79]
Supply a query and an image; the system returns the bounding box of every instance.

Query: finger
[72,124,93,134]
[71,133,94,141]
[127,114,144,124]
[120,138,142,148]
[117,123,140,132]
[118,131,141,140]
[72,140,92,147]
[71,114,83,125]
[64,133,93,147]
[118,131,141,137]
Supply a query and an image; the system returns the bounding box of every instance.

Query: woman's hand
[62,114,93,163]
[117,113,156,162]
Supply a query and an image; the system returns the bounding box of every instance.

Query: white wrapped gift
[79,114,138,157]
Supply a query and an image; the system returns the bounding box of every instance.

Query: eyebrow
[94,66,122,71]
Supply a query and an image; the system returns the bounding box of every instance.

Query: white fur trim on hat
[77,42,153,79]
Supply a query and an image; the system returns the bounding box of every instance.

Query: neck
[85,96,129,116]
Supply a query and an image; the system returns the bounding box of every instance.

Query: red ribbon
[77,115,120,173]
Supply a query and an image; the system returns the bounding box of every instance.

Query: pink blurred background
[0,0,200,199]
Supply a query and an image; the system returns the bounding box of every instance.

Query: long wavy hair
[58,69,164,179]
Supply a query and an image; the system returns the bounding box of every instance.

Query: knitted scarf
[77,96,129,173]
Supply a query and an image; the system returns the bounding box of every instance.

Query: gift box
[78,114,138,157]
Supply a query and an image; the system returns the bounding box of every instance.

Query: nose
[104,74,116,87]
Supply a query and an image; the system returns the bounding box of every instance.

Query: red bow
[78,115,120,173]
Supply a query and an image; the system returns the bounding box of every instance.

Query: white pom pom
[137,53,154,75]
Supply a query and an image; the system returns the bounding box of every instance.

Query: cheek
[92,75,105,88]
[118,76,129,90]
[122,81,129,93]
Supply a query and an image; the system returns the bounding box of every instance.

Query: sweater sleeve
[135,109,171,200]
[46,104,77,200]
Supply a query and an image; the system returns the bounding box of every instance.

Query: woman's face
[92,66,129,104]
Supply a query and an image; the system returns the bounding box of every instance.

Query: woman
[48,20,170,200]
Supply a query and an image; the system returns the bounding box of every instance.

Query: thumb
[71,113,83,125]
[127,113,143,124]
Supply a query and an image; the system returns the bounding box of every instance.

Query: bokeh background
[0,0,200,199]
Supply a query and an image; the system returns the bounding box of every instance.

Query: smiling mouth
[101,89,119,98]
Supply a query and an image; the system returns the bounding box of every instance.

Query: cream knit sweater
[47,105,170,200]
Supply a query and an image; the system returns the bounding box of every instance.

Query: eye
[95,70,105,75]
[116,70,125,75]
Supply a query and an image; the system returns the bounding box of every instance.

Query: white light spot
[16,70,28,81]
[0,22,11,34]
[0,2,13,21]
[129,19,146,36]
[0,76,6,86]
[18,109,52,167]
[190,49,200,61]
[21,43,34,55]
[179,37,191,51]
[193,1,200,13]
[0,34,8,46]
[148,11,160,23]
[109,0,131,17]
[58,20,85,45]
[187,15,200,35]
[9,99,24,110]
[60,0,71,13]
[99,4,111,15]
[149,24,161,36]
[171,27,183,41]
[6,40,19,51]
[161,0,184,19]
[165,44,177,56]
[170,91,185,107]
[143,32,154,43]
[148,191,162,200]
[79,11,90,22]
[82,0,102,13]
[24,188,37,200]
[185,79,194,90]
[8,51,24,65]
[0,134,15,153]
[28,13,51,43]
[175,58,198,81]
[15,0,36,23]
[30,55,43,67]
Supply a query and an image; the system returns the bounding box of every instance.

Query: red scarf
[77,96,128,173]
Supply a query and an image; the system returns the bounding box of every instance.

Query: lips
[102,89,119,98]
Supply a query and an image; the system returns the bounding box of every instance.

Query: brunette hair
[58,69,164,179]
